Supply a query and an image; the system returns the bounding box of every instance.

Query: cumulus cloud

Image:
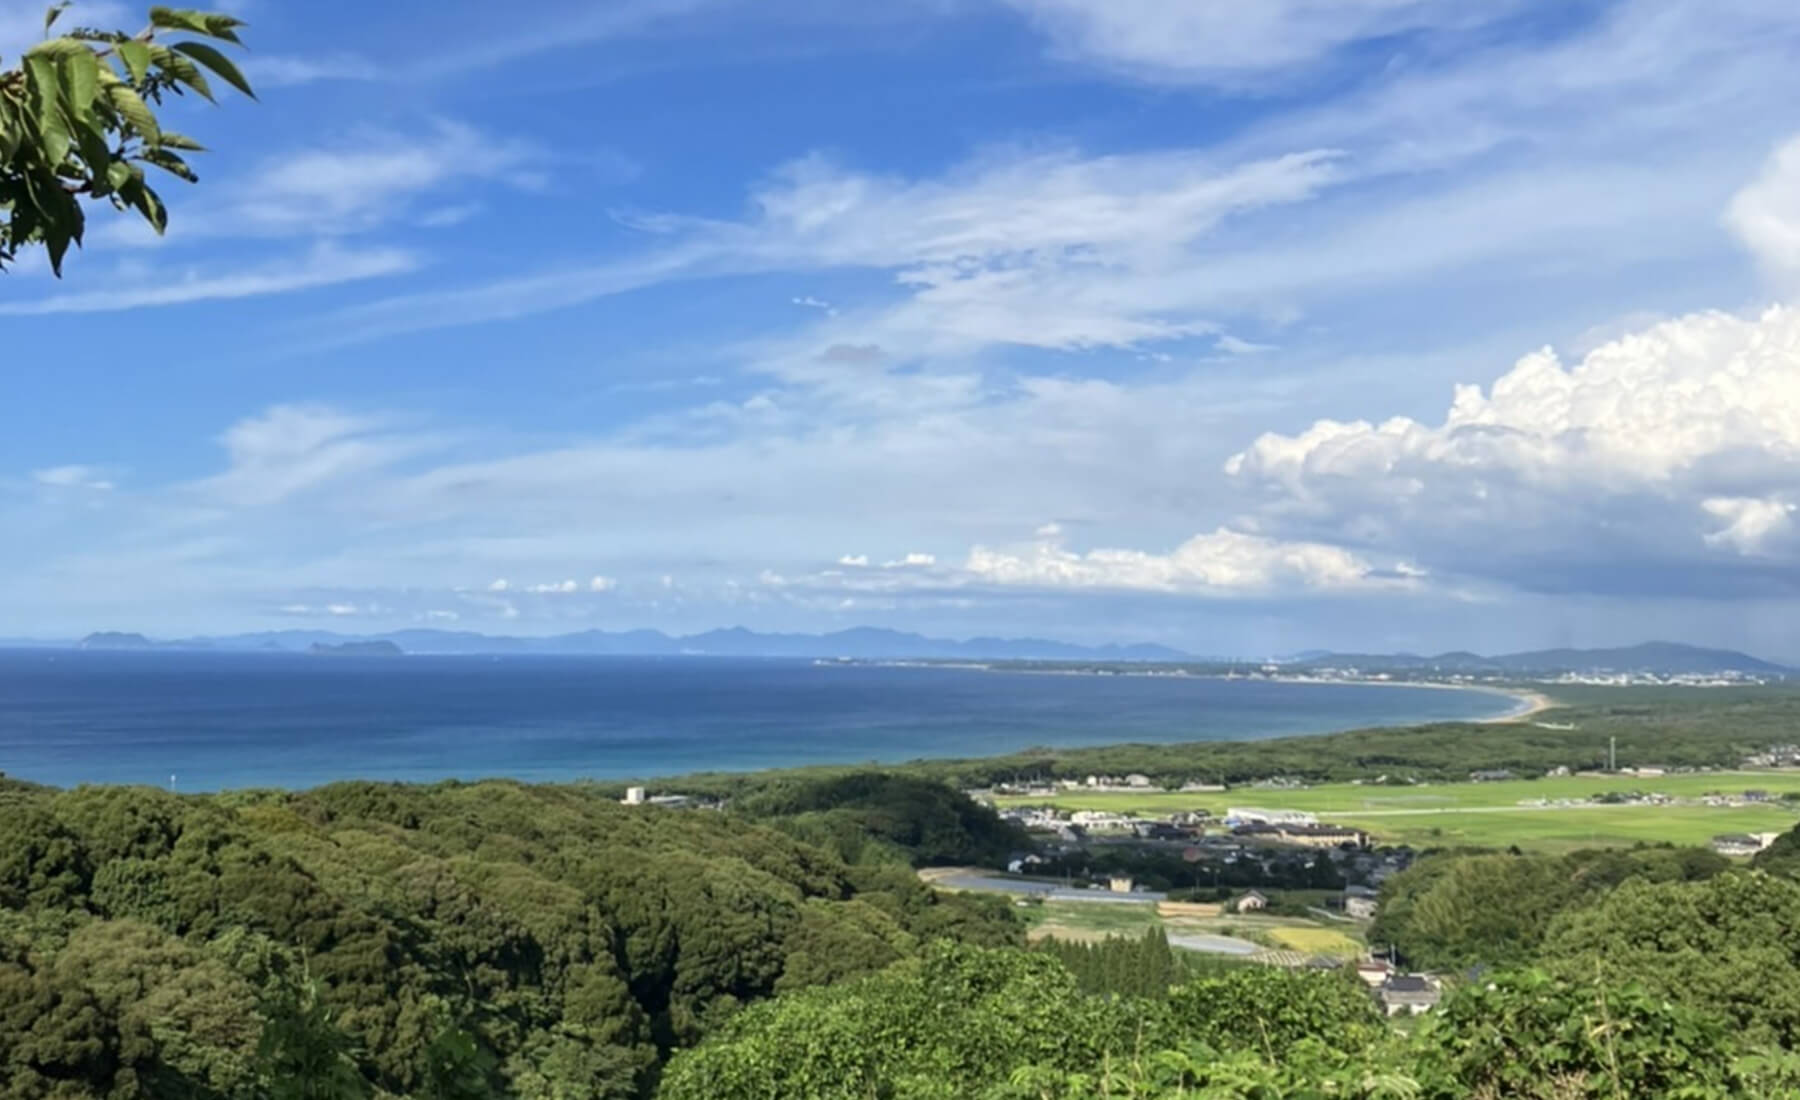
[885,552,937,568]
[837,554,869,567]
[1702,497,1797,555]
[1226,305,1800,594]
[276,601,366,617]
[589,575,617,591]
[1726,134,1800,284]
[964,526,1412,594]
[488,578,511,592]
[525,579,581,593]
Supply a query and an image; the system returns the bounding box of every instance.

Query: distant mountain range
[1288,641,1792,677]
[67,626,1191,662]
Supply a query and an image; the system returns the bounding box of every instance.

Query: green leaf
[104,82,160,145]
[43,2,69,33]
[121,172,167,233]
[202,13,245,45]
[172,40,253,99]
[75,120,112,187]
[155,130,205,151]
[116,39,151,84]
[150,45,213,101]
[24,55,73,164]
[23,35,88,60]
[138,147,196,182]
[59,49,99,124]
[147,6,212,34]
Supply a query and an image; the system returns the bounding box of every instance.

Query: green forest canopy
[6,771,1800,1097]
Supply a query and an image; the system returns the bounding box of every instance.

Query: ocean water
[0,651,1517,791]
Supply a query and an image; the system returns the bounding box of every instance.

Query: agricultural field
[994,770,1800,852]
[1020,899,1161,943]
[1263,925,1363,958]
[1018,896,1365,965]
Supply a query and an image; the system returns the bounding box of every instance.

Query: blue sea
[0,651,1518,790]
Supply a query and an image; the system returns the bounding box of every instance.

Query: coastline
[883,659,1551,726]
[1250,675,1555,724]
[1245,676,1555,727]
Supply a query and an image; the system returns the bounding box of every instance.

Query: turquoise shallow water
[0,651,1515,790]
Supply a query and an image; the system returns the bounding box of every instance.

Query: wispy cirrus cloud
[997,0,1527,88]
[0,245,418,315]
[320,145,1342,350]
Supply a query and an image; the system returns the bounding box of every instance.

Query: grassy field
[995,771,1800,852]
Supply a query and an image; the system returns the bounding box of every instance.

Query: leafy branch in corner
[0,4,254,275]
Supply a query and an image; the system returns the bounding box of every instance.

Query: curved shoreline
[903,660,1549,726]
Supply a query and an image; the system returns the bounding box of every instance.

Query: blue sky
[5,0,1800,657]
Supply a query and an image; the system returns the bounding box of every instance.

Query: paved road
[929,871,1167,904]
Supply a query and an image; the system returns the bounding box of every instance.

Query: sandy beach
[1474,687,1558,724]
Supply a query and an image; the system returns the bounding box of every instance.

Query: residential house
[1354,959,1393,988]
[1345,895,1379,920]
[1378,975,1441,1016]
[1230,890,1268,913]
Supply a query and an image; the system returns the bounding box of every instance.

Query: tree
[1538,871,1800,1047]
[1,4,253,275]
[253,970,371,1100]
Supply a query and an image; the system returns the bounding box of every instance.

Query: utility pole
[1609,736,1617,773]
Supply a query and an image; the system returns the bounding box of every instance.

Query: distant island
[77,631,156,650]
[307,640,404,657]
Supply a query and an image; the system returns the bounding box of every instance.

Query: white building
[1225,807,1318,827]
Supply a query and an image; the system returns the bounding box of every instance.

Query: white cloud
[196,404,437,509]
[327,146,1340,351]
[1702,497,1797,555]
[232,121,538,236]
[274,601,368,617]
[999,0,1516,87]
[1226,305,1800,592]
[250,54,380,87]
[1725,133,1800,284]
[488,578,511,592]
[0,246,417,315]
[884,552,937,568]
[837,554,869,567]
[525,579,580,593]
[964,526,1410,594]
[33,465,114,491]
[1215,334,1275,355]
[589,575,617,591]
